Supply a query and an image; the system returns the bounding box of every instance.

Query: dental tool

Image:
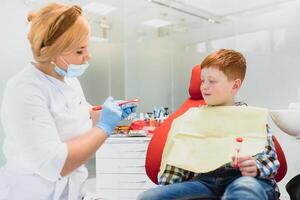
[234,137,244,168]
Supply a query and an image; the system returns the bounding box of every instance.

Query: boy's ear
[231,79,242,94]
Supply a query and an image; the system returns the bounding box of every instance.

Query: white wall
[79,42,126,105]
[125,38,175,112]
[0,0,31,166]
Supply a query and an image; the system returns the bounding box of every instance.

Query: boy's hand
[232,155,258,177]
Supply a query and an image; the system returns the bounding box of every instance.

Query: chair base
[286,174,300,200]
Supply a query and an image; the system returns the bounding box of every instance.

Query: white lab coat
[0,63,92,200]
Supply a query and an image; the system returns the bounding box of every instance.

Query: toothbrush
[92,98,139,111]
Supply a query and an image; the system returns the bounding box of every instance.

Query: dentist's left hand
[96,96,122,136]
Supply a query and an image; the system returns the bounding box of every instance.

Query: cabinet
[95,136,156,200]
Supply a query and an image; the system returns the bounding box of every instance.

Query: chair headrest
[188,64,203,100]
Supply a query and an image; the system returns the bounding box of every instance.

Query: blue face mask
[54,58,89,77]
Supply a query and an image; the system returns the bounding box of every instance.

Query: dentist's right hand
[96,96,122,136]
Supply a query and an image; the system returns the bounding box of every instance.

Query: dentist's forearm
[60,127,108,176]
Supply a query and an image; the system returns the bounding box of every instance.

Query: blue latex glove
[121,103,137,119]
[96,97,122,136]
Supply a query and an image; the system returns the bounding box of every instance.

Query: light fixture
[208,18,216,23]
[142,19,172,28]
[148,0,220,24]
[90,37,108,42]
[83,2,116,15]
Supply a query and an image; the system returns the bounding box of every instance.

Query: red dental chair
[145,64,287,187]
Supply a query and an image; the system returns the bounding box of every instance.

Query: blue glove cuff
[97,123,113,136]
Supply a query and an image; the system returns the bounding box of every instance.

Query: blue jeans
[137,171,277,200]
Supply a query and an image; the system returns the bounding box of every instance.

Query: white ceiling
[24,0,300,25]
[25,0,300,21]
[23,0,300,43]
[174,0,298,16]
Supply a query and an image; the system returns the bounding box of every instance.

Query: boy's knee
[136,191,148,200]
[231,176,260,189]
[223,177,270,199]
[228,176,264,193]
[137,189,157,200]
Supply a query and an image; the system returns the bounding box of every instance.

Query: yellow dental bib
[159,106,268,177]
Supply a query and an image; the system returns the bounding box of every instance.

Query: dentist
[0,3,135,200]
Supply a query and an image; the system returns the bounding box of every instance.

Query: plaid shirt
[158,102,280,195]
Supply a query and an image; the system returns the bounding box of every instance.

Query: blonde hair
[27,3,90,65]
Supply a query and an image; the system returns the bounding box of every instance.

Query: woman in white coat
[0,3,135,200]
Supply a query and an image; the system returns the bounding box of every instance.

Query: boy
[137,49,280,200]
